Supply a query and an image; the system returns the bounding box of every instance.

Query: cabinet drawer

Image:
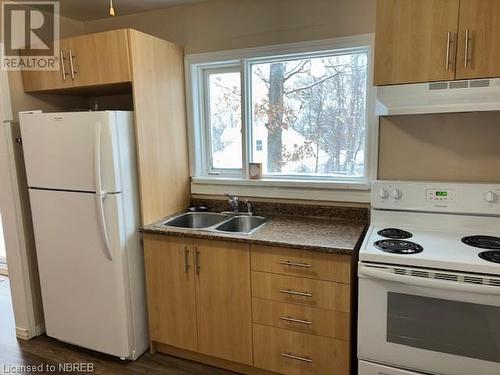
[251,245,351,283]
[251,271,350,312]
[252,298,349,341]
[253,324,349,375]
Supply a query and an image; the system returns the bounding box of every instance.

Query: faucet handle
[244,200,253,215]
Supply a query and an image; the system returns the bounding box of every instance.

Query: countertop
[141,213,367,255]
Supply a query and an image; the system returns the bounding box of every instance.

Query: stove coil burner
[461,235,500,250]
[377,228,413,239]
[478,251,500,264]
[374,239,423,254]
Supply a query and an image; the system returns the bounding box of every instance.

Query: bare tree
[253,53,367,176]
[266,63,285,172]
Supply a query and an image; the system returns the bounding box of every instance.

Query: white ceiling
[44,0,207,21]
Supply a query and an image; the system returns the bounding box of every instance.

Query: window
[187,36,375,187]
[250,53,367,178]
[204,69,242,171]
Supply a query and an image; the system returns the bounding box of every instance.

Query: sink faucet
[225,194,239,214]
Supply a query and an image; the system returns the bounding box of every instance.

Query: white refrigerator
[19,110,148,360]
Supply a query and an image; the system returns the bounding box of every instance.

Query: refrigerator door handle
[94,121,104,194]
[96,193,113,261]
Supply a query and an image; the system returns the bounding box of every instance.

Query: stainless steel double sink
[163,212,268,234]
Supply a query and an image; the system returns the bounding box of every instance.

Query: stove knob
[484,191,497,203]
[378,188,389,199]
[391,188,402,200]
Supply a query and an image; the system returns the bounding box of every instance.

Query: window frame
[201,65,243,176]
[185,34,377,201]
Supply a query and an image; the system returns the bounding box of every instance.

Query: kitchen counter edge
[140,214,367,256]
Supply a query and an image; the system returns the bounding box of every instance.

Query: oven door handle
[359,265,500,296]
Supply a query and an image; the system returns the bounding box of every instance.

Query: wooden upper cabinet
[66,29,131,87]
[194,240,253,366]
[456,0,500,80]
[22,39,74,91]
[22,29,131,92]
[374,0,460,85]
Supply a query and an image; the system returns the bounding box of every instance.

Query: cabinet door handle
[279,260,312,269]
[68,49,76,79]
[445,31,452,70]
[464,29,470,68]
[281,352,312,363]
[184,246,190,273]
[280,316,312,325]
[60,51,68,80]
[279,289,312,298]
[195,247,200,274]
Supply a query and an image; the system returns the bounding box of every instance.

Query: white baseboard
[16,322,45,340]
[15,327,31,340]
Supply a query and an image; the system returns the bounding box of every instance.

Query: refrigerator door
[29,188,133,358]
[20,111,122,193]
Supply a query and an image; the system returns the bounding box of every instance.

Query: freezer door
[20,111,122,193]
[29,188,133,358]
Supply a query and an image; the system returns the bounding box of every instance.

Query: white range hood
[376,78,500,115]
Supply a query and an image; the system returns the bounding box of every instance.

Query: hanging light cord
[109,0,116,16]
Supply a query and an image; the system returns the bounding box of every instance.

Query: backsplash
[190,198,369,223]
[379,112,500,182]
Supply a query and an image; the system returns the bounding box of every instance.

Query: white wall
[83,0,376,54]
[0,3,85,337]
[0,67,45,338]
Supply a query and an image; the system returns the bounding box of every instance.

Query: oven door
[358,263,500,375]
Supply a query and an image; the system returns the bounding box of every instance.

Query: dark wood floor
[0,275,236,374]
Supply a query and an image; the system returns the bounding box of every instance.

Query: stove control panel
[372,180,500,215]
[426,189,456,202]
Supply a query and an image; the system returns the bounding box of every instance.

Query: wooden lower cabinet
[253,324,349,375]
[143,235,252,365]
[250,244,352,375]
[252,298,350,341]
[144,236,353,374]
[251,245,351,283]
[251,271,350,312]
[143,235,198,351]
[194,240,253,365]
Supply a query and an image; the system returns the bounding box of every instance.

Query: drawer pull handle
[279,260,312,269]
[464,29,470,68]
[195,247,200,274]
[280,316,312,325]
[281,352,313,363]
[279,289,312,298]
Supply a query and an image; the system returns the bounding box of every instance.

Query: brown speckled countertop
[141,213,367,255]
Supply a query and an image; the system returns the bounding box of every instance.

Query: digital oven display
[435,191,448,197]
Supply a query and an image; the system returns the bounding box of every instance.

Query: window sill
[191,177,371,203]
